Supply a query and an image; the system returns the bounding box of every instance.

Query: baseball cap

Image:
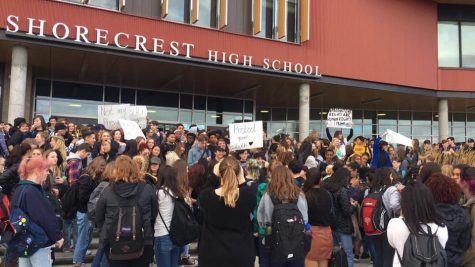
[150,157,161,165]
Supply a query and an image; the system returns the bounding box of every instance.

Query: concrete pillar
[299,83,310,141]
[8,46,28,123]
[438,98,449,142]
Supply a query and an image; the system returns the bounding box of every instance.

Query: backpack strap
[157,188,172,234]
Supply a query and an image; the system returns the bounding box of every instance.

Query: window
[257,0,275,38]
[167,0,191,23]
[438,21,460,67]
[438,4,475,68]
[104,87,120,103]
[88,0,119,10]
[36,80,51,97]
[120,88,135,104]
[286,0,298,42]
[195,0,218,28]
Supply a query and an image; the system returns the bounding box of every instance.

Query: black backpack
[329,245,349,267]
[397,223,447,267]
[60,181,80,219]
[269,197,307,264]
[158,190,200,247]
[108,184,145,261]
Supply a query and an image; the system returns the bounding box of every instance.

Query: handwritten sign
[98,105,148,129]
[119,119,146,140]
[326,108,353,128]
[383,129,413,147]
[229,121,263,150]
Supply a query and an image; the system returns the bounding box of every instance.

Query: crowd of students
[0,115,475,267]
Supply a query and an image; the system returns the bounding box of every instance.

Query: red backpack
[0,192,15,243]
[361,188,390,236]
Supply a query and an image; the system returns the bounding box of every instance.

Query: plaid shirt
[66,158,82,185]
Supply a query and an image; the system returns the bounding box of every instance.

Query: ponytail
[218,157,241,208]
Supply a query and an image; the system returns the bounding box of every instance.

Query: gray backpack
[87,181,110,222]
[397,223,447,267]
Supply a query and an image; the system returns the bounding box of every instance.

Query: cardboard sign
[229,121,264,150]
[326,108,353,128]
[383,129,413,147]
[119,119,146,140]
[98,105,148,129]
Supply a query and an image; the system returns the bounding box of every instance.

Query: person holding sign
[326,126,353,161]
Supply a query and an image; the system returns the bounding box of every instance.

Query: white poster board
[98,105,148,129]
[326,108,353,128]
[229,121,264,150]
[119,119,146,140]
[383,129,413,147]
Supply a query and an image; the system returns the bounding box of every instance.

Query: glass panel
[193,112,206,126]
[378,111,397,125]
[195,0,217,28]
[245,100,254,114]
[413,112,432,126]
[287,108,298,121]
[256,109,271,121]
[269,122,286,135]
[468,113,475,126]
[272,108,286,121]
[51,98,101,118]
[88,0,119,10]
[207,97,242,112]
[438,21,460,67]
[194,96,206,111]
[413,127,431,141]
[181,94,193,109]
[452,113,465,141]
[36,80,50,97]
[179,110,192,124]
[310,109,321,120]
[137,90,179,107]
[286,0,298,42]
[104,87,120,103]
[399,126,411,139]
[399,111,411,125]
[462,22,475,68]
[167,0,191,23]
[309,121,322,135]
[120,88,135,104]
[257,0,274,38]
[52,81,103,101]
[35,96,50,116]
[147,106,178,122]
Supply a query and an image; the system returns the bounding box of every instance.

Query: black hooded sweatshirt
[95,181,158,247]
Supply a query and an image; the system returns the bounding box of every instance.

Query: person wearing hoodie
[73,157,106,267]
[95,155,158,267]
[8,157,64,267]
[371,133,392,169]
[425,173,471,267]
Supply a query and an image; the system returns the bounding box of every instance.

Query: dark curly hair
[425,173,461,204]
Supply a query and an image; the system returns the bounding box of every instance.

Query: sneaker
[179,256,197,266]
[354,255,360,262]
[361,252,370,259]
[86,250,93,256]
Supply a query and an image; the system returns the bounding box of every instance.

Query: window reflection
[257,0,275,38]
[195,0,217,28]
[51,98,101,118]
[462,22,475,68]
[286,0,298,42]
[167,0,191,23]
[438,21,460,67]
[88,0,119,10]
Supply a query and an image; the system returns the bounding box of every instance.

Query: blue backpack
[8,186,49,257]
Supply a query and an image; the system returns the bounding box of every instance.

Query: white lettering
[114,32,129,49]
[152,38,165,54]
[27,18,46,37]
[95,29,109,46]
[6,15,19,33]
[229,53,239,65]
[263,58,270,69]
[283,61,292,72]
[182,42,194,58]
[75,26,90,43]
[208,50,219,62]
[135,35,148,52]
[294,63,303,73]
[52,23,70,39]
[221,52,227,63]
[304,65,312,75]
[243,55,253,67]
[272,60,281,70]
[315,66,320,76]
[169,41,179,56]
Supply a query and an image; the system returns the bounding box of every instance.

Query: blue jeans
[19,247,53,267]
[154,235,180,267]
[363,234,376,261]
[334,232,354,267]
[258,236,270,267]
[63,218,77,249]
[73,211,93,264]
[92,246,110,267]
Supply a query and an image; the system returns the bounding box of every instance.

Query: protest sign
[383,129,413,147]
[229,121,264,150]
[326,108,353,128]
[119,119,146,140]
[98,105,148,129]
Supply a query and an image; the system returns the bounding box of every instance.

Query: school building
[0,0,474,142]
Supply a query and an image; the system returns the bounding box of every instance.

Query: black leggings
[104,245,154,267]
[368,233,394,267]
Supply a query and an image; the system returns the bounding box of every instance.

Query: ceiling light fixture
[69,104,82,107]
[260,110,269,113]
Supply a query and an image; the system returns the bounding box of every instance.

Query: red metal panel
[0,0,469,91]
[438,69,475,91]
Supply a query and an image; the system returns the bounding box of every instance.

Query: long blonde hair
[218,157,241,208]
[51,136,67,169]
